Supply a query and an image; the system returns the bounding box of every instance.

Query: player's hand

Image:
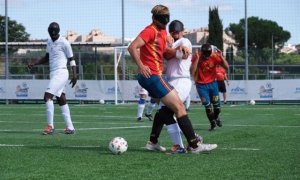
[193,49,200,61]
[181,46,190,59]
[69,76,77,88]
[216,48,223,57]
[167,35,174,46]
[139,65,151,78]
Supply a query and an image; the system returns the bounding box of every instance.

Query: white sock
[137,103,145,118]
[45,100,54,128]
[185,95,191,110]
[167,123,184,148]
[60,104,74,130]
[146,102,156,115]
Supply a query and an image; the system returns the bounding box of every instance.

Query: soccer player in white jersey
[28,22,77,135]
[136,87,156,122]
[146,20,214,154]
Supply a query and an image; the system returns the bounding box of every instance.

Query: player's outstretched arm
[27,53,49,69]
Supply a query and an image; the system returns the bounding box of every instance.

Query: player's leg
[56,93,75,134]
[184,94,191,111]
[43,92,55,135]
[137,93,147,122]
[146,110,166,152]
[139,75,217,153]
[145,98,156,121]
[196,83,216,131]
[211,82,222,127]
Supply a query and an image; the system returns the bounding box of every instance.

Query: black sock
[177,115,198,148]
[149,112,164,144]
[205,106,215,122]
[213,107,221,120]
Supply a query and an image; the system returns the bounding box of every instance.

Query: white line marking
[0,144,259,151]
[0,144,24,147]
[221,147,260,151]
[0,123,299,132]
[0,144,99,148]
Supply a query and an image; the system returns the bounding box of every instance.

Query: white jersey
[166,37,192,79]
[46,36,73,72]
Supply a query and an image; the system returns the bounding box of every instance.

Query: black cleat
[209,120,217,131]
[137,117,143,122]
[216,118,222,127]
[145,113,153,121]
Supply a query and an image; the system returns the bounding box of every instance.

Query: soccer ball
[108,137,128,155]
[99,99,105,104]
[249,100,256,105]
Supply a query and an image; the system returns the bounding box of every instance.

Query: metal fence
[1,0,299,80]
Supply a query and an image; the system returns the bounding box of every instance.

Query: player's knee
[56,94,67,106]
[159,106,176,125]
[138,98,146,105]
[43,92,53,102]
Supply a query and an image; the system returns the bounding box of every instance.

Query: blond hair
[151,4,169,15]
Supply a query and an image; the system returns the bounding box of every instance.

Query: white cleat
[145,141,166,152]
[188,143,218,154]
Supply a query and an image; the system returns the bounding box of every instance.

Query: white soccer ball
[249,100,256,105]
[99,99,105,104]
[108,137,128,155]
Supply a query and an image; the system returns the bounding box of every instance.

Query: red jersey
[216,66,226,81]
[139,23,167,75]
[192,52,222,84]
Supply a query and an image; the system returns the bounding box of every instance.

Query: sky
[1,0,299,45]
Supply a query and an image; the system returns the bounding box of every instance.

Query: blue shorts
[137,74,174,99]
[196,81,220,107]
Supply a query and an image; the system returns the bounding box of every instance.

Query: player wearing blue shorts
[191,43,229,131]
[128,5,217,153]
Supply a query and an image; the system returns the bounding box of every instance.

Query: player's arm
[68,57,77,88]
[190,50,200,79]
[128,36,151,78]
[216,49,229,70]
[27,53,49,69]
[164,46,190,60]
[224,72,229,85]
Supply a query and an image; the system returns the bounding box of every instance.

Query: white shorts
[46,69,69,97]
[159,77,192,108]
[139,87,148,95]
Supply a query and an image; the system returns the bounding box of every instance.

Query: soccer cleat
[216,118,222,127]
[144,113,153,121]
[145,141,166,152]
[64,128,75,134]
[43,125,54,135]
[209,120,217,131]
[188,143,218,154]
[195,133,204,143]
[171,145,187,154]
[137,117,143,122]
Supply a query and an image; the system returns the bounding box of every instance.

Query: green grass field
[0,103,299,180]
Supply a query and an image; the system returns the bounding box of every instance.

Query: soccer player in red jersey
[216,65,229,104]
[191,43,229,131]
[128,5,217,153]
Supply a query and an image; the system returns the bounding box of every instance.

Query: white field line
[0,143,259,151]
[0,123,299,133]
[0,144,100,148]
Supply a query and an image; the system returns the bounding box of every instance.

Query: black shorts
[217,80,226,93]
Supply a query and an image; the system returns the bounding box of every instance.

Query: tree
[207,7,223,51]
[0,15,30,42]
[226,16,290,49]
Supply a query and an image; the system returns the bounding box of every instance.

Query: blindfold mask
[153,14,170,25]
